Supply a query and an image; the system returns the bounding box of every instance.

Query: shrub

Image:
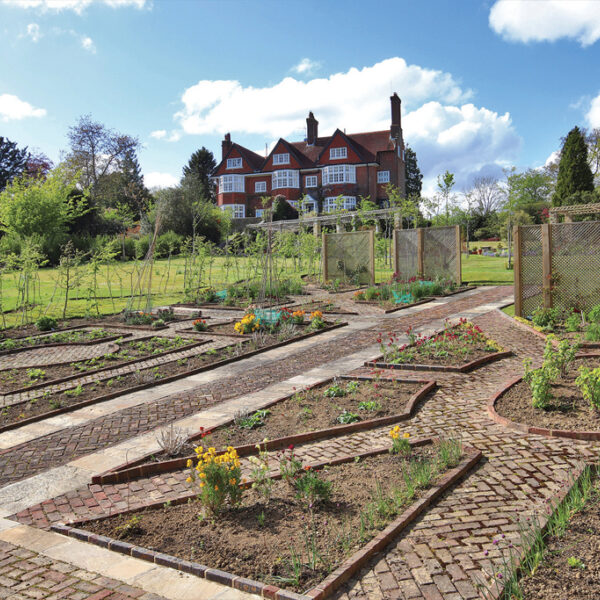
[575,366,600,410]
[36,316,58,331]
[544,335,580,379]
[151,319,165,329]
[134,235,150,259]
[155,231,183,258]
[523,358,554,409]
[588,304,600,324]
[585,322,600,342]
[531,307,560,330]
[565,311,581,332]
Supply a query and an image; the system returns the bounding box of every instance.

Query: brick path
[0,287,508,489]
[0,540,166,600]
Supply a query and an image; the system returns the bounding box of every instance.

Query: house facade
[212,94,406,218]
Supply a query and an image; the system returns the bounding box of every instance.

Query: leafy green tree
[404,146,423,198]
[0,137,29,192]
[434,170,455,224]
[182,147,216,204]
[0,165,88,260]
[272,197,298,221]
[553,126,594,206]
[504,168,553,222]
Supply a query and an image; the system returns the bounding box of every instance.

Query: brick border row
[52,438,482,600]
[90,374,436,485]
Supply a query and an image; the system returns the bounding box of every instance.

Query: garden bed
[182,318,337,339]
[301,274,366,294]
[509,314,600,349]
[284,300,358,315]
[56,438,481,599]
[0,328,131,356]
[93,375,436,482]
[489,356,600,440]
[0,335,201,395]
[367,320,511,372]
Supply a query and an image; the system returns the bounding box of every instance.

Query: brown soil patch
[495,358,600,431]
[519,483,600,600]
[380,340,498,367]
[85,448,455,593]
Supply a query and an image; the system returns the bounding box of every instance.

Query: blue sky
[1,0,600,194]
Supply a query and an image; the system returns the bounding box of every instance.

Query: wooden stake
[513,226,522,317]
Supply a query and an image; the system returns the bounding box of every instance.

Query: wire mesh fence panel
[520,225,544,317]
[394,229,419,280]
[323,230,374,285]
[422,226,458,281]
[551,221,600,312]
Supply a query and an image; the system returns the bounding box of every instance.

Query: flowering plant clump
[248,440,273,503]
[193,318,208,332]
[124,311,155,326]
[186,445,243,514]
[353,290,365,301]
[389,426,411,456]
[309,310,326,330]
[234,313,261,334]
[278,446,331,505]
[292,309,306,325]
[279,307,293,322]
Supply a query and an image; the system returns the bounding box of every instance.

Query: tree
[0,165,88,260]
[504,168,553,223]
[182,147,216,204]
[404,146,422,198]
[586,128,600,184]
[0,136,29,192]
[553,126,594,206]
[436,170,456,224]
[272,196,298,221]
[469,176,503,216]
[25,151,53,180]
[65,114,139,206]
[115,148,150,220]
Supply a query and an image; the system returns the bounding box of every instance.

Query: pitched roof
[270,138,315,169]
[347,131,395,155]
[233,143,265,170]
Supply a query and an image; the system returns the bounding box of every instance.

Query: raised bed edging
[53,440,482,600]
[366,350,512,373]
[0,322,348,437]
[487,376,600,441]
[91,374,436,485]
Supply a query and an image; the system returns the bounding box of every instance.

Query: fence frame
[393,225,461,285]
[322,229,375,286]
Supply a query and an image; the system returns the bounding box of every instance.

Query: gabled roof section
[348,130,396,155]
[316,129,377,164]
[213,143,265,175]
[266,138,314,169]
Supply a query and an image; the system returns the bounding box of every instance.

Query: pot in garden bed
[56,438,482,600]
[92,374,437,485]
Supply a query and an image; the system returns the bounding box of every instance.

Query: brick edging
[366,351,512,373]
[91,375,436,485]
[487,376,600,441]
[53,441,482,600]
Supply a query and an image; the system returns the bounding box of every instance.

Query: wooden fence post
[417,228,424,278]
[455,225,462,285]
[513,226,522,317]
[541,223,553,309]
[322,233,328,284]
[369,229,376,286]
[393,229,398,276]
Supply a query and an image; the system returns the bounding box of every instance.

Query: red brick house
[213,94,406,218]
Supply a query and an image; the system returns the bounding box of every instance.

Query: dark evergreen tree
[117,148,150,219]
[0,136,29,192]
[182,147,216,203]
[272,197,298,221]
[553,126,595,206]
[404,145,422,198]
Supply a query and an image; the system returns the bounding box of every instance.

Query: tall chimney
[221,133,232,160]
[306,112,318,145]
[390,93,402,140]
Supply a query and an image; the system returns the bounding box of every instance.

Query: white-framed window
[323,196,356,213]
[272,169,299,189]
[220,204,245,218]
[305,175,318,188]
[226,157,242,169]
[273,153,290,165]
[255,181,267,193]
[255,209,264,218]
[303,200,316,213]
[329,147,347,160]
[377,170,390,184]
[322,164,356,185]
[219,174,244,193]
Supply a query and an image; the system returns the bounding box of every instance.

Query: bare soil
[495,358,600,431]
[85,448,453,593]
[519,480,600,600]
[146,379,426,461]
[287,301,355,315]
[302,275,362,293]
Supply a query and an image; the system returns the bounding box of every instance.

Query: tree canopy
[0,137,29,192]
[553,126,594,206]
[404,145,422,198]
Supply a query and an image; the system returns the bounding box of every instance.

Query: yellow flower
[199,482,205,488]
[403,432,410,439]
[229,478,236,485]
[186,476,192,483]
[199,472,206,479]
[214,485,219,491]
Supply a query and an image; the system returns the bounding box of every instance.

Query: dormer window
[273,153,290,165]
[330,147,347,160]
[226,157,242,169]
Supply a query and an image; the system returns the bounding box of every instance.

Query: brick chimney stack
[390,93,402,140]
[221,133,232,159]
[306,112,318,145]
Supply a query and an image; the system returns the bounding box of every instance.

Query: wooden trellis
[322,230,375,285]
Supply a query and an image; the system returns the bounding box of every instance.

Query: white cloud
[145,171,178,190]
[545,150,561,167]
[149,129,181,142]
[25,22,41,41]
[2,0,147,12]
[80,35,95,52]
[489,0,600,46]
[587,92,600,128]
[0,93,46,121]
[175,57,470,139]
[291,58,321,76]
[150,129,167,139]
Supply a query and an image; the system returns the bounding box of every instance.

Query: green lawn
[461,254,513,286]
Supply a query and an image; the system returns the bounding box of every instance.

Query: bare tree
[65,114,139,204]
[470,176,503,216]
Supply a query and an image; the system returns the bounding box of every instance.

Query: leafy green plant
[358,400,381,412]
[64,384,84,397]
[567,556,585,569]
[337,410,360,424]
[325,382,346,398]
[544,335,580,379]
[389,426,411,456]
[293,466,332,505]
[248,442,273,503]
[114,515,143,539]
[531,306,560,330]
[575,366,600,410]
[35,316,58,331]
[234,408,270,429]
[588,304,600,323]
[565,312,581,333]
[27,368,45,381]
[585,322,600,342]
[523,358,554,409]
[345,380,360,393]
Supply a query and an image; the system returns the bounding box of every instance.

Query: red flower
[288,444,294,450]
